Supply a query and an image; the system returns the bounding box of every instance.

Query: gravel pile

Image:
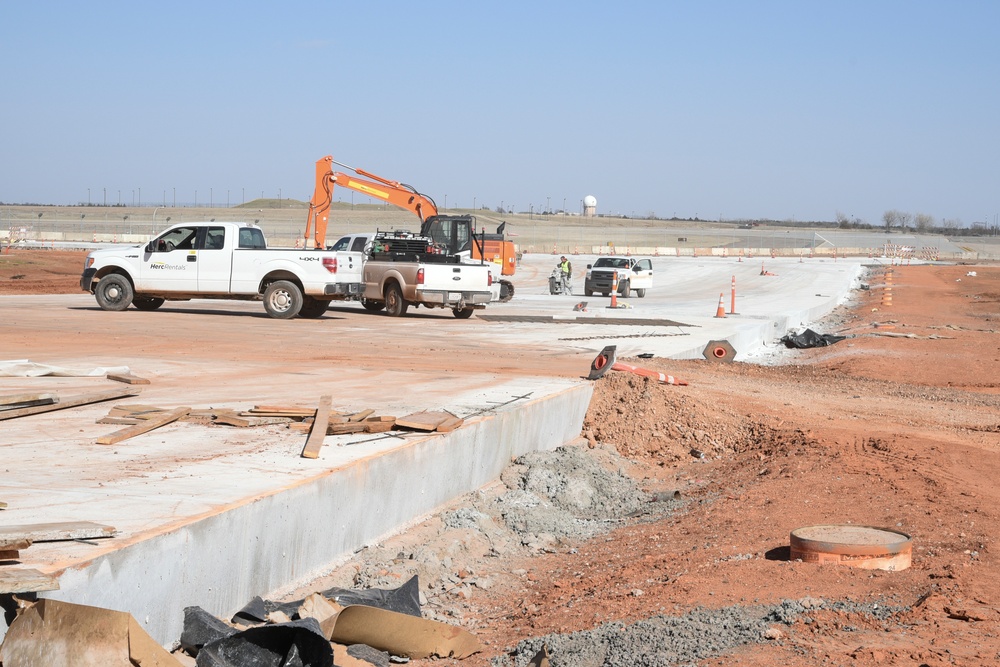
[493,598,908,667]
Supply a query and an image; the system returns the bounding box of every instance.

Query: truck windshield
[595,258,628,268]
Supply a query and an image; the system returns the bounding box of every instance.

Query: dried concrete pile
[312,444,675,625]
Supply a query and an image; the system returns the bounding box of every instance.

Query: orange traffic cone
[714,293,725,318]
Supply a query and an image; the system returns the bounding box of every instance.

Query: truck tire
[263,280,303,319]
[361,298,385,312]
[384,282,409,317]
[94,274,134,311]
[585,288,593,297]
[619,280,630,297]
[133,297,165,311]
[453,307,474,319]
[498,280,514,303]
[602,292,609,297]
[636,288,646,298]
[298,296,328,319]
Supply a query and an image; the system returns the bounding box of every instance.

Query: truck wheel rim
[106,286,121,300]
[270,290,291,311]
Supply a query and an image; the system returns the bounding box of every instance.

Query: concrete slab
[0,252,868,646]
[1,373,589,645]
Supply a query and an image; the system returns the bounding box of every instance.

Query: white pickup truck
[80,222,363,319]
[583,256,654,298]
[332,231,493,318]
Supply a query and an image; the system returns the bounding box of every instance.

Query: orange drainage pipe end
[790,525,912,571]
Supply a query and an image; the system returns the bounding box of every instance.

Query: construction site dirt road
[2,248,1000,666]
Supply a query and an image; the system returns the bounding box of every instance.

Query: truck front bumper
[80,268,97,292]
[585,273,618,292]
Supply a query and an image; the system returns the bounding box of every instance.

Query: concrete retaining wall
[36,382,593,646]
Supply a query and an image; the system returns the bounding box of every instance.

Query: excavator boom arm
[305,155,439,249]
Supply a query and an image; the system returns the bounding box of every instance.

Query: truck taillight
[488,272,493,286]
[322,257,338,273]
[416,268,425,285]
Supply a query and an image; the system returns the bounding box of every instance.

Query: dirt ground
[4,251,1000,666]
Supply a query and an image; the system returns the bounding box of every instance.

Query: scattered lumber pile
[95,401,466,456]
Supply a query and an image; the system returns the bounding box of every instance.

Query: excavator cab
[421,215,474,255]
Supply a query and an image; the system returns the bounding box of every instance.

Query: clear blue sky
[2,1,998,225]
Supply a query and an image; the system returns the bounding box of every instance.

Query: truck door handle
[187,255,197,262]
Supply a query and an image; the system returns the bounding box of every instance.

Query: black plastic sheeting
[195,618,333,667]
[181,576,421,666]
[780,329,847,349]
[181,606,238,656]
[232,575,421,626]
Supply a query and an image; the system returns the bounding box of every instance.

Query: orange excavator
[304,155,517,301]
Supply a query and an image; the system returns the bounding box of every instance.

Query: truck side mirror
[586,264,592,269]
[145,241,155,253]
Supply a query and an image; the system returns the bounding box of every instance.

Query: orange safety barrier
[588,345,688,386]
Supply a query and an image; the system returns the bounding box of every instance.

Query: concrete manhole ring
[790,524,912,571]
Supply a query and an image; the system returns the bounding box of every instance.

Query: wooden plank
[436,415,465,433]
[249,405,319,417]
[109,404,164,416]
[0,568,60,594]
[0,522,116,542]
[97,407,190,445]
[106,372,151,385]
[0,549,20,560]
[327,423,367,435]
[97,417,141,425]
[0,392,58,408]
[240,416,291,427]
[213,414,253,428]
[0,538,31,551]
[395,411,453,431]
[212,412,251,428]
[365,415,396,423]
[0,387,141,422]
[347,409,375,423]
[0,501,7,510]
[364,421,396,434]
[301,395,332,459]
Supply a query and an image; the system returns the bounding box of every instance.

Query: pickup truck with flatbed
[80,221,363,319]
[584,256,654,298]
[334,230,492,318]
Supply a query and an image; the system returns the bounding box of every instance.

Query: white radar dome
[583,195,597,207]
